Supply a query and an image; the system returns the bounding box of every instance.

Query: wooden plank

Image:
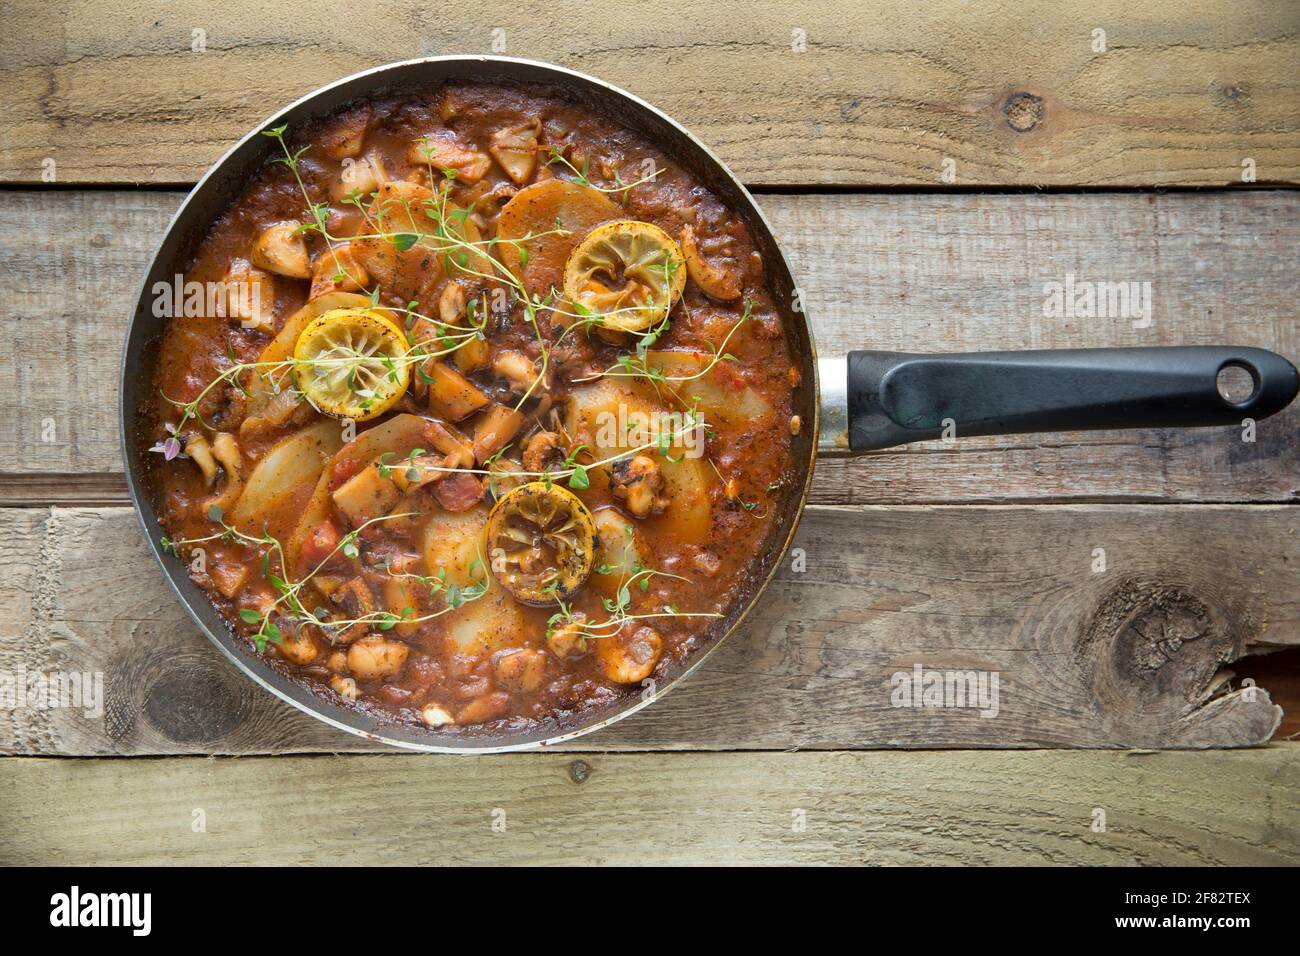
[0,747,1294,865]
[3,189,1297,503]
[2,1,1297,187]
[2,504,1295,756]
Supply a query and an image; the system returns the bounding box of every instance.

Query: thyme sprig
[576,298,754,390]
[542,145,661,199]
[546,563,720,641]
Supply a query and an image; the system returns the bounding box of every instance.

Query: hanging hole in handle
[1216,361,1260,406]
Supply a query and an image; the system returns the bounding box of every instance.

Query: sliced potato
[329,413,436,478]
[471,403,526,464]
[565,381,713,544]
[421,506,527,654]
[421,505,490,588]
[384,576,423,638]
[495,179,620,293]
[443,588,524,656]
[366,180,439,235]
[352,181,488,299]
[350,181,443,300]
[287,468,334,578]
[208,560,249,600]
[452,333,491,374]
[644,349,771,427]
[233,419,344,531]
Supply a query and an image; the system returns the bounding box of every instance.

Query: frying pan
[121,56,1300,753]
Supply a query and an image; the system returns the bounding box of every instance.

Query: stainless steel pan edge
[120,56,820,753]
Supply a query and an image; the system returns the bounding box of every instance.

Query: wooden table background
[1,0,1298,865]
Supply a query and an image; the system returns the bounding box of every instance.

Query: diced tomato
[718,362,747,391]
[329,455,365,490]
[300,519,343,570]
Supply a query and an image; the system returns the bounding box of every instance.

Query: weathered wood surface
[3,0,1298,187]
[1,747,1295,865]
[2,504,1295,756]
[4,189,1297,504]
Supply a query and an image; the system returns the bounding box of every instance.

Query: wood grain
[2,504,1295,756]
[3,189,1297,503]
[2,0,1298,186]
[1,747,1295,865]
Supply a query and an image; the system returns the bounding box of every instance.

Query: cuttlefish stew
[148,83,801,735]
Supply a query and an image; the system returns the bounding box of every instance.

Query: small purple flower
[148,436,183,460]
[149,422,186,461]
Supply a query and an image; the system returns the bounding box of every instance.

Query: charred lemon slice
[486,482,596,605]
[563,220,686,333]
[294,307,410,421]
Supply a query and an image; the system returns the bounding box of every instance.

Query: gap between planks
[6,475,1300,508]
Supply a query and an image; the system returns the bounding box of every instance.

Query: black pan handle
[836,346,1299,453]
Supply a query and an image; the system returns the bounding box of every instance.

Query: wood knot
[1003,92,1044,132]
[567,759,591,784]
[1219,83,1250,105]
[140,654,250,743]
[1080,578,1243,727]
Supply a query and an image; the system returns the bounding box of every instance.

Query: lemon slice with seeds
[294,307,410,421]
[486,482,596,605]
[563,220,686,333]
